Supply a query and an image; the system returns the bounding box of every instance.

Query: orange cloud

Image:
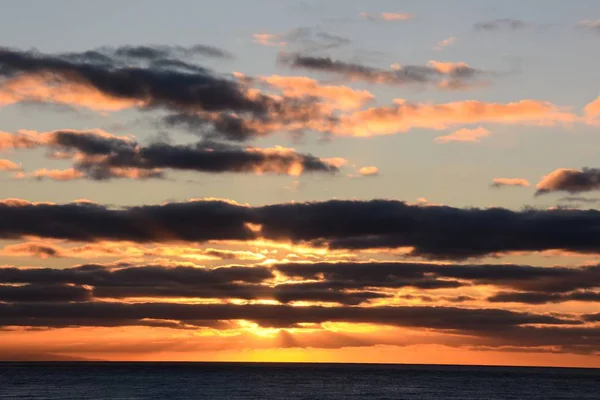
[0,130,40,150]
[434,127,491,143]
[584,96,600,119]
[0,240,267,262]
[435,37,457,51]
[335,100,576,137]
[0,129,132,152]
[534,168,600,195]
[14,168,84,181]
[381,12,414,21]
[428,60,470,74]
[0,159,19,171]
[322,158,349,168]
[244,146,340,176]
[99,167,164,180]
[0,75,141,111]
[259,75,373,110]
[252,33,286,47]
[491,178,531,188]
[360,12,414,21]
[359,166,379,177]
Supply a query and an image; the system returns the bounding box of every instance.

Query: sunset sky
[2,0,600,367]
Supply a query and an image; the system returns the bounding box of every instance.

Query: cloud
[0,159,19,171]
[3,130,342,179]
[0,264,272,286]
[360,12,414,22]
[358,166,379,177]
[257,75,374,110]
[578,20,600,33]
[434,37,456,51]
[584,96,600,119]
[491,178,530,188]
[282,55,485,90]
[0,284,92,303]
[3,260,600,352]
[0,45,241,113]
[252,33,287,47]
[0,130,40,150]
[275,262,600,294]
[0,263,385,305]
[434,127,491,143]
[488,290,600,305]
[256,200,600,259]
[0,46,320,142]
[0,241,266,262]
[15,168,85,181]
[253,28,350,52]
[474,19,530,31]
[334,99,575,137]
[2,46,576,144]
[558,196,600,204]
[105,44,233,60]
[536,168,600,195]
[0,198,257,242]
[4,261,600,306]
[0,264,273,303]
[4,198,600,259]
[0,301,571,330]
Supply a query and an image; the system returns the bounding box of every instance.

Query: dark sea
[0,362,598,399]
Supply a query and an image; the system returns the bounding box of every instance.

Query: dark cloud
[280,54,484,89]
[163,96,335,142]
[0,264,272,286]
[257,200,600,259]
[106,44,233,60]
[276,262,600,294]
[0,46,260,113]
[0,284,92,302]
[271,285,388,305]
[6,261,600,305]
[558,196,600,205]
[99,140,338,176]
[0,301,572,330]
[488,290,600,304]
[0,264,385,305]
[17,130,341,179]
[285,28,352,52]
[536,168,600,195]
[0,46,326,142]
[474,19,530,31]
[0,199,255,242]
[5,199,600,259]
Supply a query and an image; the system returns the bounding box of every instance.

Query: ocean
[0,362,598,399]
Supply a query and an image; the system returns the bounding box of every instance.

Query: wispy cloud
[252,33,287,47]
[434,37,456,51]
[0,159,19,171]
[360,12,414,22]
[491,178,531,188]
[334,99,575,137]
[474,19,531,31]
[434,127,491,143]
[578,19,600,33]
[282,55,486,90]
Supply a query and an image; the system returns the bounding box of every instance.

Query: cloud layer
[2,198,600,259]
[2,130,342,179]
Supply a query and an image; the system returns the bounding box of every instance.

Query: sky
[1,0,600,367]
